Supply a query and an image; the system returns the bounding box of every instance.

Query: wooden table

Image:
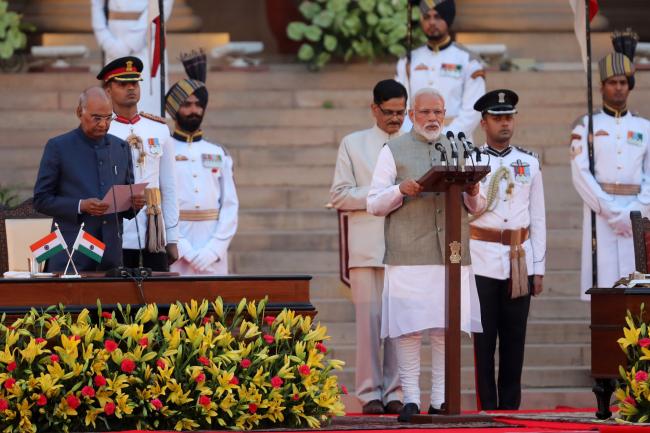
[587,287,650,419]
[0,274,315,316]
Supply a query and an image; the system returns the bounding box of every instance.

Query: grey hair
[78,86,110,112]
[410,87,445,109]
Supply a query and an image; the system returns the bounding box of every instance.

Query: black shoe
[384,400,404,414]
[397,403,420,422]
[428,402,447,415]
[362,399,385,414]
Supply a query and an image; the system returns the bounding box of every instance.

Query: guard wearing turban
[165,51,239,275]
[396,0,485,139]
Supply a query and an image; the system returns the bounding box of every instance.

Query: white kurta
[469,145,546,280]
[329,124,401,268]
[571,109,650,300]
[395,43,485,137]
[169,135,238,275]
[91,0,174,114]
[108,114,179,249]
[367,145,483,338]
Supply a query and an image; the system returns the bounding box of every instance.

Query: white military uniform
[470,145,546,279]
[396,40,485,137]
[91,0,174,114]
[571,107,650,300]
[169,130,238,275]
[108,113,178,250]
[330,124,402,406]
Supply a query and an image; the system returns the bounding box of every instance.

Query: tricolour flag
[569,0,600,72]
[73,230,105,263]
[148,0,162,78]
[30,229,66,263]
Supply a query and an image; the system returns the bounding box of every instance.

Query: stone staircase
[0,64,649,411]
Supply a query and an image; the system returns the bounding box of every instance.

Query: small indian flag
[30,229,67,263]
[73,230,105,263]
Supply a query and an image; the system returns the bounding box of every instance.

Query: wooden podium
[412,165,490,420]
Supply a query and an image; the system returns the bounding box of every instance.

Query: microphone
[434,142,448,167]
[457,132,473,159]
[446,131,459,167]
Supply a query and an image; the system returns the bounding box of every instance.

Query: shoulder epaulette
[452,42,483,63]
[218,143,232,157]
[571,114,587,130]
[514,146,539,160]
[139,112,167,124]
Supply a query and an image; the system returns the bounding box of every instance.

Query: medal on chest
[627,130,644,147]
[511,159,531,183]
[201,153,223,173]
[440,63,462,78]
[147,138,162,155]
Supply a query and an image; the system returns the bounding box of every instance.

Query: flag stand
[61,222,81,279]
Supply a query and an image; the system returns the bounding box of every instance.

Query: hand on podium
[399,179,424,197]
[464,182,480,196]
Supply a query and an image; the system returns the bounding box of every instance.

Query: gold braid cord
[144,188,166,253]
[126,133,146,167]
[469,166,514,222]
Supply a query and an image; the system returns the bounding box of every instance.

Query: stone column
[20,0,202,33]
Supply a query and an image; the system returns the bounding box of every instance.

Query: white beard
[414,122,441,142]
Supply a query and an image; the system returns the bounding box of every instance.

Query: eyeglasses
[415,109,445,117]
[378,106,406,117]
[89,114,115,124]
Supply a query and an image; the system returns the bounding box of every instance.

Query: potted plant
[0,0,34,72]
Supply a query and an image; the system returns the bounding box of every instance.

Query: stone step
[321,320,589,345]
[546,247,582,271]
[544,270,581,297]
[329,343,590,368]
[237,187,330,210]
[235,165,335,187]
[232,146,338,167]
[214,127,337,147]
[230,230,337,252]
[231,251,338,274]
[333,365,592,391]
[238,209,336,231]
[341,387,596,412]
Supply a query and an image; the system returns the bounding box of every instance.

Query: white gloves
[190,248,220,272]
[608,212,632,237]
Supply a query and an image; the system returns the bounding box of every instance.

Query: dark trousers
[122,249,169,272]
[473,275,532,410]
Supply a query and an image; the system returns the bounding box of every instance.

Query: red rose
[101,312,112,319]
[35,337,46,344]
[636,370,649,382]
[94,375,106,387]
[240,358,252,368]
[104,401,115,415]
[195,373,206,383]
[292,393,300,401]
[264,315,276,326]
[150,398,163,410]
[66,394,80,410]
[138,337,148,347]
[6,362,16,372]
[73,335,81,341]
[198,356,209,366]
[249,403,257,414]
[36,394,47,406]
[104,339,118,353]
[156,359,166,369]
[50,354,59,363]
[298,364,311,376]
[4,378,16,390]
[271,376,283,388]
[0,399,8,411]
[121,359,136,374]
[158,315,169,321]
[341,385,348,395]
[625,396,637,406]
[640,338,650,348]
[315,343,327,353]
[81,386,95,398]
[263,334,274,344]
[198,395,211,408]
[202,317,211,325]
[229,376,239,385]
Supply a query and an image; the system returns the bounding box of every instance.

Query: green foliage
[0,1,33,61]
[0,184,19,208]
[287,0,425,69]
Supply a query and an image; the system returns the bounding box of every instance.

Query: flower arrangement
[0,297,345,432]
[615,304,650,422]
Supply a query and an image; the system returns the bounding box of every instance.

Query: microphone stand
[434,142,449,167]
[446,131,460,169]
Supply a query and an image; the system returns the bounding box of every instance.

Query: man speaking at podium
[33,87,140,272]
[367,88,483,421]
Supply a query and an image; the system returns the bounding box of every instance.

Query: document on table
[100,183,148,214]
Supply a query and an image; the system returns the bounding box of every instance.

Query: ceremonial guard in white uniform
[571,32,650,300]
[99,56,179,271]
[330,80,406,415]
[91,0,174,114]
[396,0,485,137]
[367,88,482,422]
[165,51,239,275]
[469,90,546,410]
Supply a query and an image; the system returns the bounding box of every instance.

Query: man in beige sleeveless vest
[330,80,407,414]
[367,88,483,422]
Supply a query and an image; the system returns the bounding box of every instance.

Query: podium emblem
[449,241,462,264]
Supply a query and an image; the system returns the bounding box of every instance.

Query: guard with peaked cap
[469,89,546,410]
[571,29,650,301]
[101,55,180,272]
[396,0,485,138]
[166,50,239,276]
